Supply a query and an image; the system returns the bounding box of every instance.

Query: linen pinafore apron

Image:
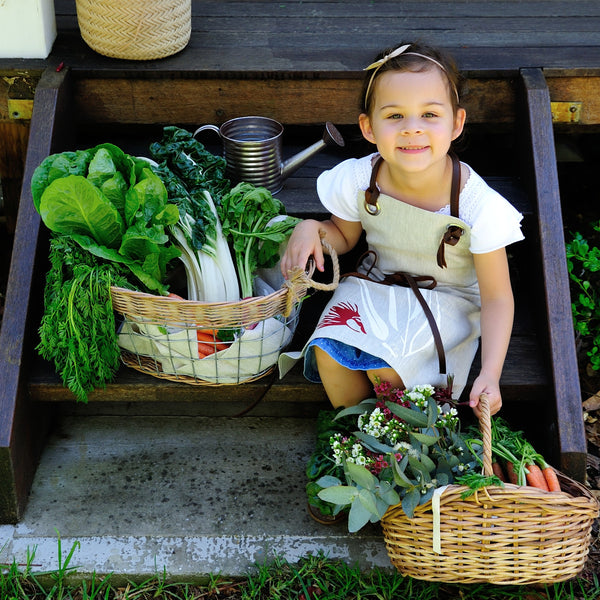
[279,155,481,399]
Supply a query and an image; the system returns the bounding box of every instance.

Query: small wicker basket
[76,0,191,60]
[381,395,599,585]
[110,238,339,386]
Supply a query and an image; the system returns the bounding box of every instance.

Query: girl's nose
[402,117,423,134]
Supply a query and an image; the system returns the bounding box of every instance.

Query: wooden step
[0,65,587,525]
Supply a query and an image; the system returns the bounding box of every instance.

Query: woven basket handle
[307,230,340,291]
[478,393,493,477]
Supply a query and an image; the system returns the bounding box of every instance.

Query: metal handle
[193,124,221,138]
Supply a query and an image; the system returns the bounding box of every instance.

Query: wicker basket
[76,0,191,60]
[381,395,599,585]
[110,239,339,386]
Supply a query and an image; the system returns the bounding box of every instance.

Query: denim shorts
[303,337,391,383]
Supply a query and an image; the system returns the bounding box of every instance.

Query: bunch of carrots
[489,418,561,492]
[167,293,231,359]
[196,329,230,358]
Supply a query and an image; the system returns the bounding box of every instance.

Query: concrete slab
[0,414,391,580]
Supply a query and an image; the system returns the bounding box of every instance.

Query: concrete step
[0,412,390,579]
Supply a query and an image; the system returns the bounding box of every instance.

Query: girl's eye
[388,113,403,120]
[423,112,437,118]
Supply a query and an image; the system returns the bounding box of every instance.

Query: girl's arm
[470,247,515,417]
[280,215,363,277]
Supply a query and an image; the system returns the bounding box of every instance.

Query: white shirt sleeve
[316,154,375,222]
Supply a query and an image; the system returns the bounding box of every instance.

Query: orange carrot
[525,464,550,491]
[505,461,519,484]
[492,462,506,482]
[167,292,184,299]
[197,341,216,357]
[199,328,220,336]
[542,466,561,492]
[196,331,228,352]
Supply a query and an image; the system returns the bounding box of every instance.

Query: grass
[1,540,599,600]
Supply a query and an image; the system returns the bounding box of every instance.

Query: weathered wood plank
[67,77,517,126]
[519,68,587,481]
[0,67,73,522]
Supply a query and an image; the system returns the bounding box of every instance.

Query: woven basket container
[381,396,599,585]
[110,240,339,386]
[76,0,191,60]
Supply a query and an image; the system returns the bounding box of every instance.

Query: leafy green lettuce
[32,143,180,294]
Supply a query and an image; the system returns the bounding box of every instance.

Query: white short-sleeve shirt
[316,153,524,254]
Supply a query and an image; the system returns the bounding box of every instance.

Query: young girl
[280,42,523,418]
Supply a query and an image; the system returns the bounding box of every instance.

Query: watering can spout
[281,122,345,181]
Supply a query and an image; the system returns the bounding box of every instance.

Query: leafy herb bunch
[312,380,481,532]
[566,223,600,372]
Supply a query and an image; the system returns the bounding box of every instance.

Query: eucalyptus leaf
[410,431,439,446]
[315,475,342,488]
[353,431,396,455]
[420,487,435,505]
[426,397,439,427]
[317,485,357,506]
[385,402,429,427]
[348,497,372,533]
[379,485,401,507]
[334,399,376,420]
[418,453,437,473]
[401,488,421,519]
[346,461,377,490]
[408,455,431,480]
[392,456,413,488]
[358,488,380,517]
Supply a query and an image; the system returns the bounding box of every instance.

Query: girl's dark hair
[360,42,465,116]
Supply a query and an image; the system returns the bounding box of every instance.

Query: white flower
[413,384,435,396]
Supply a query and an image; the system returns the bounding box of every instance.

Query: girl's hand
[280,219,325,278]
[469,374,502,418]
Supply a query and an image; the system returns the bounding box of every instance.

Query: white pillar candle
[0,0,57,58]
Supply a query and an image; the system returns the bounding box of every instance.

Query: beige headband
[363,44,459,108]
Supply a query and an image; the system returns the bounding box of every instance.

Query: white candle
[0,0,57,58]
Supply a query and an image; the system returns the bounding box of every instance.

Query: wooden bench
[0,65,586,523]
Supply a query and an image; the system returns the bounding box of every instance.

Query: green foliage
[313,382,481,532]
[37,236,133,403]
[33,143,181,294]
[219,182,300,298]
[32,143,183,402]
[0,540,598,599]
[566,224,600,371]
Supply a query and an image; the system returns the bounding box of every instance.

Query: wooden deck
[1,0,599,521]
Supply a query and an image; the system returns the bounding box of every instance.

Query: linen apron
[279,156,481,399]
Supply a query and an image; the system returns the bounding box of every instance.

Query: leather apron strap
[351,153,464,374]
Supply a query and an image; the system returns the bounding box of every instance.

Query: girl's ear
[452,107,467,141]
[359,113,376,144]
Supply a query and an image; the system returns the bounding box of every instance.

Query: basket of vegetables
[31,127,338,400]
[380,395,600,585]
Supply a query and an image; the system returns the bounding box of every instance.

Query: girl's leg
[366,367,405,390]
[314,346,373,408]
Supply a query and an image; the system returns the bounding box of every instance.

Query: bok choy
[149,127,239,302]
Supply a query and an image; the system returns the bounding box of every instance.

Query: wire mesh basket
[111,239,339,386]
[381,395,599,585]
[76,0,191,60]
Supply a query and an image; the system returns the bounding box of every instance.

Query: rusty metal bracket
[550,101,582,123]
[7,98,33,120]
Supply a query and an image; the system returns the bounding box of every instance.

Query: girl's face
[359,67,466,175]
